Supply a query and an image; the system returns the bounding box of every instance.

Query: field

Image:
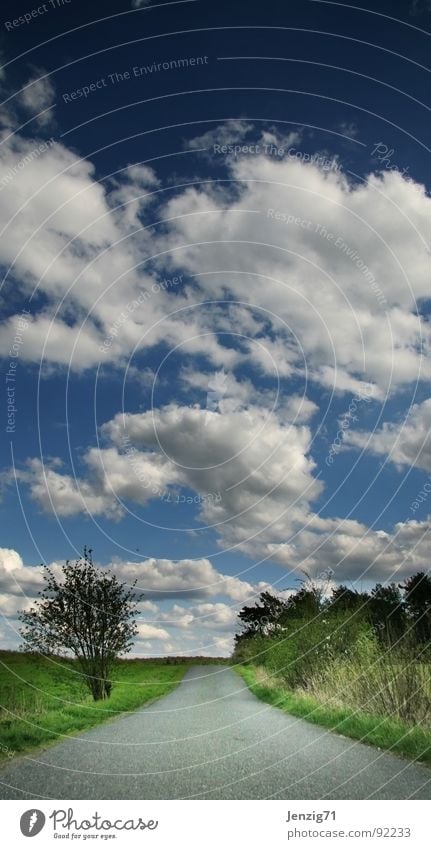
[0,651,188,761]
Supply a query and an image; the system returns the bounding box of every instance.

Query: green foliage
[233,571,431,746]
[329,584,370,612]
[235,610,369,690]
[237,591,290,637]
[400,572,431,644]
[369,583,406,645]
[19,548,142,701]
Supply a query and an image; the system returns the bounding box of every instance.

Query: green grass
[0,651,187,761]
[237,664,431,766]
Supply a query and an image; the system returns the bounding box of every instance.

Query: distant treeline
[5,649,226,665]
[124,656,227,665]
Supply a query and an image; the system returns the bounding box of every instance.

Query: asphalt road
[0,665,430,799]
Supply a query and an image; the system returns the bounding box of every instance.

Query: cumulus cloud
[0,118,430,397]
[136,623,169,640]
[102,402,323,548]
[8,397,322,539]
[150,137,431,396]
[9,397,431,586]
[0,548,49,597]
[260,512,431,584]
[2,117,431,647]
[108,555,268,601]
[1,522,430,656]
[185,120,300,158]
[0,130,202,372]
[19,72,55,128]
[0,548,269,655]
[346,398,431,472]
[185,119,255,153]
[156,601,238,630]
[10,458,123,519]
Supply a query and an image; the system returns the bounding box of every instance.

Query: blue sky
[1,0,431,656]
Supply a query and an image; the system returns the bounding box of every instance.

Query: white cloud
[1,527,430,655]
[108,555,267,602]
[19,73,55,128]
[185,121,300,159]
[101,402,323,548]
[185,119,254,151]
[158,602,238,630]
[0,118,430,400]
[0,547,269,654]
[136,623,169,640]
[12,398,431,584]
[12,458,123,519]
[279,394,318,424]
[346,398,431,471]
[10,396,321,534]
[0,593,33,617]
[260,512,431,584]
[2,117,431,638]
[0,547,24,574]
[151,141,431,396]
[189,602,238,629]
[0,548,51,598]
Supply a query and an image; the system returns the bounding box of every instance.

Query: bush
[251,611,368,689]
[329,634,431,725]
[234,611,431,728]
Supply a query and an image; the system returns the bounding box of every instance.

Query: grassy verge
[0,651,187,761]
[237,664,431,765]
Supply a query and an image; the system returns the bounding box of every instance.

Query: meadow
[0,650,188,761]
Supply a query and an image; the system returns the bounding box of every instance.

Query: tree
[369,583,406,645]
[283,586,322,621]
[400,572,431,645]
[19,548,142,700]
[329,585,370,613]
[280,569,332,624]
[238,591,289,637]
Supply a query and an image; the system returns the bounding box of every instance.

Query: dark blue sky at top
[1,0,430,574]
[2,0,430,182]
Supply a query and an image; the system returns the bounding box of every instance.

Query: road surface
[0,665,430,799]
